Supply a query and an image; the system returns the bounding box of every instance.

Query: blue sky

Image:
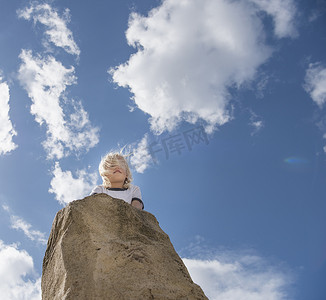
[0,0,325,299]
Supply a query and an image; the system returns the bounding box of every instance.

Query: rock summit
[42,194,208,300]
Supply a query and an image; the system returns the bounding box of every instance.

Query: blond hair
[99,152,132,189]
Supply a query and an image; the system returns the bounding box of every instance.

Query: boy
[90,152,144,210]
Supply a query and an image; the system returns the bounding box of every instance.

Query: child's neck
[110,183,124,189]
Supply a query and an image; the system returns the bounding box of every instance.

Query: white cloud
[249,110,264,136]
[18,49,99,159]
[0,76,17,155]
[304,62,326,153]
[0,240,41,300]
[110,0,297,134]
[129,134,153,173]
[304,62,326,108]
[249,0,298,38]
[2,205,47,245]
[10,216,47,245]
[251,120,263,134]
[49,162,98,205]
[183,255,292,300]
[18,3,80,56]
[180,237,293,300]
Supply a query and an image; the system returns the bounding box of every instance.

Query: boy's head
[99,152,132,188]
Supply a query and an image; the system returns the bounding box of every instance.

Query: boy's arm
[131,199,143,210]
[131,186,144,210]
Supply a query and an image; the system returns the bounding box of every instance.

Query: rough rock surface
[42,194,208,300]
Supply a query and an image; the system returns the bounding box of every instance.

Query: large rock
[42,194,208,300]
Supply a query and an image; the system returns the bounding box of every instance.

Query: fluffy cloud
[49,162,98,205]
[304,62,326,108]
[180,237,293,299]
[110,0,297,134]
[129,134,153,173]
[249,0,298,38]
[18,49,99,159]
[2,205,47,245]
[18,3,80,56]
[0,76,17,155]
[0,240,41,300]
[183,254,292,300]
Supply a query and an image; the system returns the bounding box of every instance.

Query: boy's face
[106,158,127,186]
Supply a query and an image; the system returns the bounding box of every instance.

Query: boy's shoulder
[91,185,106,194]
[129,184,140,190]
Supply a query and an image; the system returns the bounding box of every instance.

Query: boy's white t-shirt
[90,184,143,208]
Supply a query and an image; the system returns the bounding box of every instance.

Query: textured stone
[42,194,208,300]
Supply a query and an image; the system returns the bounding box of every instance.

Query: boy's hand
[131,200,143,210]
